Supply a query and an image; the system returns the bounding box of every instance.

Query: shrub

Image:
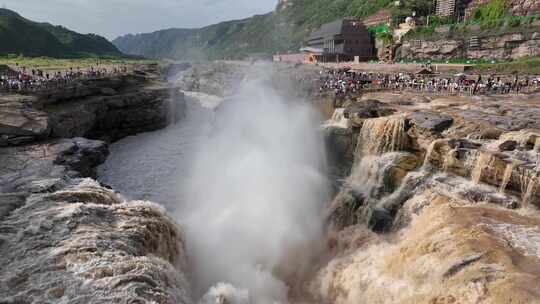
[506,17,521,27]
[473,0,508,28]
[376,32,394,45]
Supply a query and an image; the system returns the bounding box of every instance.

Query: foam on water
[323,108,350,129]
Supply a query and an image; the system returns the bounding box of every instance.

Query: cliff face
[0,65,186,146]
[401,28,540,60]
[0,65,191,303]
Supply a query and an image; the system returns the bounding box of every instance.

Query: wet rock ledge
[0,65,191,303]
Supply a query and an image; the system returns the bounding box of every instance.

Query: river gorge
[1,61,540,304]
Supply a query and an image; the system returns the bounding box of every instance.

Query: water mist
[175,65,330,304]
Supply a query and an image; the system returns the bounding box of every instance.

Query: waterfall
[323,108,350,129]
[356,115,409,157]
[423,139,445,167]
[442,148,458,173]
[348,155,390,199]
[332,114,412,233]
[500,130,540,151]
[520,172,539,207]
[471,152,495,184]
[499,161,517,194]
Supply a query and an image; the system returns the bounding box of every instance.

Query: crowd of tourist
[0,65,129,93]
[318,68,540,98]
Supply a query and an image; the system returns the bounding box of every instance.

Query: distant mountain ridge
[113,0,395,60]
[0,8,122,57]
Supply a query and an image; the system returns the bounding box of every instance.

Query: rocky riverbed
[1,61,540,304]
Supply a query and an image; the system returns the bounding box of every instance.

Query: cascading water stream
[471,151,495,184]
[355,115,409,158]
[323,108,350,129]
[500,161,517,194]
[347,115,411,196]
[521,172,539,207]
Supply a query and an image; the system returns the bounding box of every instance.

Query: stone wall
[400,28,540,60]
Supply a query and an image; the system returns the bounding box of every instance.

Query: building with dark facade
[305,18,374,62]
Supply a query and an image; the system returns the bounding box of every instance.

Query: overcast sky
[2,0,277,40]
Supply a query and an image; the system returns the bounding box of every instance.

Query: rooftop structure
[305,18,374,62]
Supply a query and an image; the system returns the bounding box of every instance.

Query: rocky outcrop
[508,0,540,15]
[0,65,192,303]
[324,126,357,187]
[344,100,396,127]
[172,61,248,97]
[0,137,108,193]
[0,95,48,146]
[0,65,186,146]
[47,86,179,141]
[407,111,453,134]
[401,29,540,60]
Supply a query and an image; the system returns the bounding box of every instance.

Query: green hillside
[113,0,397,60]
[0,8,122,57]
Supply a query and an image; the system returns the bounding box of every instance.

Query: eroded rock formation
[319,90,540,303]
[0,64,186,146]
[0,64,191,303]
[401,29,540,60]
